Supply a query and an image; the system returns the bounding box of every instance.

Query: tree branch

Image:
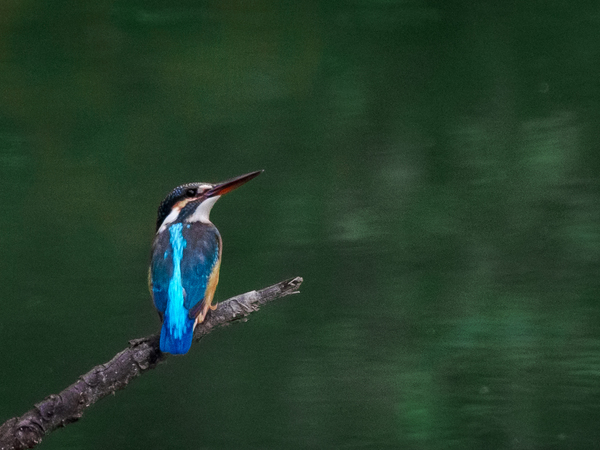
[0,277,303,450]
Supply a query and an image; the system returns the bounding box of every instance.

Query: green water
[1,2,600,449]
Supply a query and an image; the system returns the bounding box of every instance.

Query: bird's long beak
[205,170,263,198]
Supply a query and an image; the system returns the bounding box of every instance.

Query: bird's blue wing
[181,223,221,315]
[150,230,172,315]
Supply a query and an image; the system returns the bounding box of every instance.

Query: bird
[149,170,263,354]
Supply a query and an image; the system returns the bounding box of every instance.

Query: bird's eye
[185,188,197,197]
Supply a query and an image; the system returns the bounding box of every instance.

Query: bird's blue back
[150,221,221,354]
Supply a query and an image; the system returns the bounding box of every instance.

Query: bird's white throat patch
[186,195,221,224]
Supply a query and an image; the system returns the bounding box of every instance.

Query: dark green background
[1,1,600,449]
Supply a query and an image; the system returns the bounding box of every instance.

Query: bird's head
[156,170,263,232]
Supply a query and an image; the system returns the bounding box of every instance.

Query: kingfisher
[149,170,262,355]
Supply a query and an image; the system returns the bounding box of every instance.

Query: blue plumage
[161,224,191,353]
[150,220,221,354]
[160,317,194,354]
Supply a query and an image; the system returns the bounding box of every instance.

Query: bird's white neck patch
[186,195,221,224]
[158,206,183,234]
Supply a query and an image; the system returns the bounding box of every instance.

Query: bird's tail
[160,317,195,355]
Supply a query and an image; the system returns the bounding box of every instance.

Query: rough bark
[0,277,303,450]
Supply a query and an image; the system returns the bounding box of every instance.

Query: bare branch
[0,277,303,450]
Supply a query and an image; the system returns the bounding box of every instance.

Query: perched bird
[149,170,262,354]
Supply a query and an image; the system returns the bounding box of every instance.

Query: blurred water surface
[1,1,600,449]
